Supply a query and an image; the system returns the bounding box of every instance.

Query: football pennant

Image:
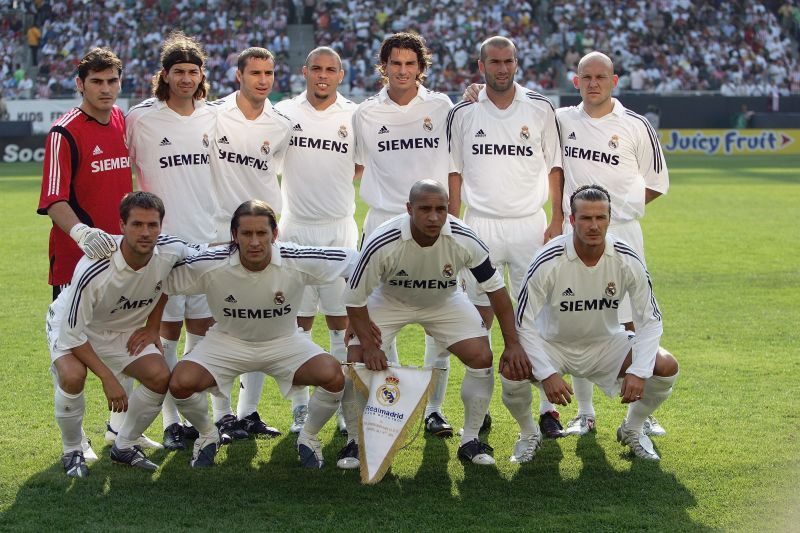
[349,364,439,484]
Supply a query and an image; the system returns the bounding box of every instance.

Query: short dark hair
[151,31,208,101]
[229,200,278,246]
[376,32,431,84]
[120,191,165,222]
[569,184,612,215]
[237,47,275,72]
[77,48,122,82]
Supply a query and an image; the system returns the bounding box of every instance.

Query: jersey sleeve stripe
[349,229,402,289]
[446,101,472,152]
[48,131,61,196]
[173,250,230,267]
[625,110,663,173]
[279,248,348,261]
[515,245,565,326]
[449,224,490,254]
[156,234,189,246]
[525,91,556,112]
[67,260,111,327]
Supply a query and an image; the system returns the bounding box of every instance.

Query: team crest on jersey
[202,133,209,148]
[608,135,619,149]
[274,291,285,305]
[423,117,433,132]
[376,376,400,406]
[442,264,454,278]
[261,140,271,156]
[155,281,162,292]
[605,282,617,297]
[520,125,530,140]
[338,125,348,138]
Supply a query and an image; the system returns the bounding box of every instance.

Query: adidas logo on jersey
[562,288,575,296]
[159,137,172,146]
[396,270,408,276]
[218,136,230,144]
[225,294,237,303]
[475,129,486,138]
[378,125,390,134]
[568,132,576,140]
[293,123,303,132]
[92,145,103,155]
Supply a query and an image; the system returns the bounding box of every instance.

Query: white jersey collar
[577,98,626,118]
[298,90,348,110]
[220,91,275,117]
[377,85,427,106]
[477,82,528,104]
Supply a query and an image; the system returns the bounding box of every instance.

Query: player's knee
[147,366,171,394]
[59,368,87,394]
[322,358,345,392]
[168,365,193,399]
[465,348,493,370]
[654,348,679,377]
[499,364,517,381]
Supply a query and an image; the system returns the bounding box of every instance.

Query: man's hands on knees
[498,342,533,381]
[620,374,645,403]
[70,223,117,260]
[102,375,128,412]
[541,373,573,406]
[127,326,163,356]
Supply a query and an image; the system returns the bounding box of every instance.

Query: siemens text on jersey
[559,298,620,312]
[388,278,458,289]
[471,144,534,156]
[223,305,292,319]
[564,146,620,165]
[289,136,349,153]
[91,156,131,173]
[377,137,439,152]
[217,149,270,170]
[159,153,210,168]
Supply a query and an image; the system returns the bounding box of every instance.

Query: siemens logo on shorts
[91,156,131,173]
[223,305,292,318]
[377,137,439,152]
[159,153,210,168]
[471,144,534,156]
[388,279,458,289]
[290,136,349,154]
[559,298,619,312]
[564,146,620,165]
[217,149,270,170]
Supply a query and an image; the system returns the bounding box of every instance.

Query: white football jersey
[558,99,669,222]
[274,91,357,221]
[353,86,454,212]
[346,214,504,309]
[515,233,663,380]
[126,98,217,242]
[51,235,201,350]
[447,83,562,218]
[207,92,291,218]
[165,242,357,342]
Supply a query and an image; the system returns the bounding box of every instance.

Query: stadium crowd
[2,0,800,99]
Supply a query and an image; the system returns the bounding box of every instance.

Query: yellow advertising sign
[659,129,800,155]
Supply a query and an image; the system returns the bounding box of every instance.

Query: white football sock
[211,391,234,422]
[115,385,165,449]
[290,386,310,411]
[236,371,266,418]
[535,382,557,414]
[572,376,596,417]
[160,337,182,428]
[423,334,450,417]
[329,329,347,362]
[460,366,493,445]
[174,392,217,441]
[625,372,678,434]
[303,386,343,436]
[107,375,134,432]
[500,376,538,438]
[341,376,365,444]
[55,386,85,453]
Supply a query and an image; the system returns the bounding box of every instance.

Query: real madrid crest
[605,282,617,297]
[442,264,454,278]
[155,280,162,292]
[608,135,619,149]
[520,125,530,140]
[261,140,271,156]
[338,125,348,138]
[202,133,209,148]
[274,291,285,305]
[423,116,433,132]
[376,376,400,406]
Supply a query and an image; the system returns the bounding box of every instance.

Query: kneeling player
[47,192,200,477]
[339,180,529,468]
[505,185,678,462]
[165,200,357,468]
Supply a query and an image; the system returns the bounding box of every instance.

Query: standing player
[274,46,357,435]
[555,51,670,437]
[37,48,159,458]
[165,200,358,468]
[205,46,291,440]
[126,32,216,451]
[339,180,529,468]
[505,185,678,462]
[47,192,198,477]
[448,36,563,437]
[353,32,459,437]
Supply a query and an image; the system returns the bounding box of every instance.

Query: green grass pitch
[0,156,798,531]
